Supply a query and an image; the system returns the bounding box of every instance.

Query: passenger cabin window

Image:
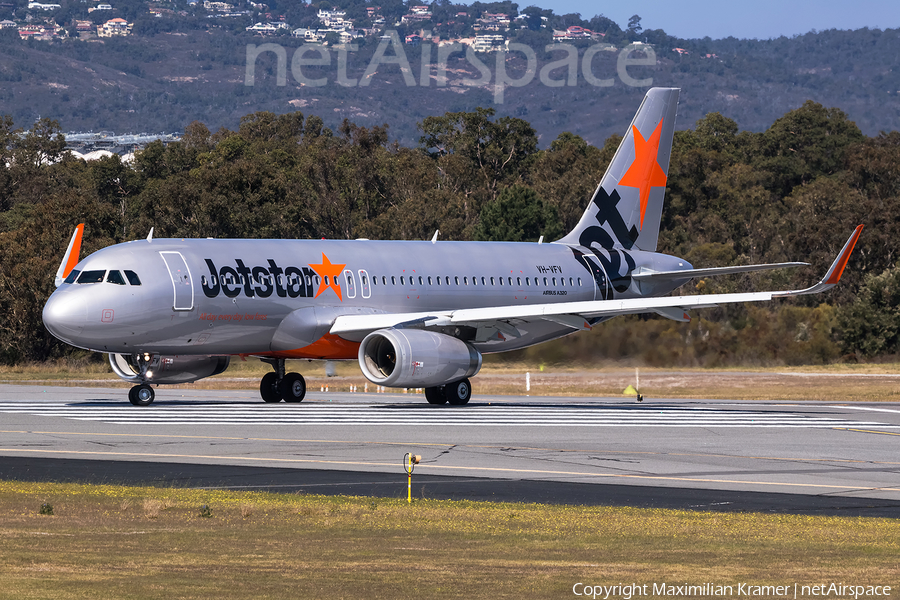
[64,270,80,284]
[77,270,105,284]
[124,270,141,286]
[428,276,433,285]
[106,270,126,285]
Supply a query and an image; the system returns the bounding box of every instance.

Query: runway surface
[2,384,899,516]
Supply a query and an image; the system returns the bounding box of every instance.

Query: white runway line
[0,402,896,428]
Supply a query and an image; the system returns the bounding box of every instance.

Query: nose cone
[43,291,87,343]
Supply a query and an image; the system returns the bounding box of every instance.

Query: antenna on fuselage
[431,230,440,244]
[538,236,544,244]
[146,228,154,242]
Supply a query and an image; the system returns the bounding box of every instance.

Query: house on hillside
[473,33,504,52]
[27,2,61,10]
[245,21,286,35]
[0,19,16,29]
[97,17,132,36]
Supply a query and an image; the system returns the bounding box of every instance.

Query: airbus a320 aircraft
[42,88,863,406]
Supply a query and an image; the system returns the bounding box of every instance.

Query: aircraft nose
[42,291,87,342]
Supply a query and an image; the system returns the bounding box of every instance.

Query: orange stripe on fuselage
[255,333,360,360]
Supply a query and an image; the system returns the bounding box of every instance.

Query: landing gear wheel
[425,386,447,405]
[260,372,282,403]
[279,372,306,403]
[445,378,471,406]
[129,384,155,406]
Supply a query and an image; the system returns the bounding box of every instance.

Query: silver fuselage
[42,238,692,359]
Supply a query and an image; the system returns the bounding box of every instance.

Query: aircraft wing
[330,225,863,338]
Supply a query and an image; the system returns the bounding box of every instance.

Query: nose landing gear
[128,383,155,406]
[260,358,306,403]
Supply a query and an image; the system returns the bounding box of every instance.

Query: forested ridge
[1,100,899,367]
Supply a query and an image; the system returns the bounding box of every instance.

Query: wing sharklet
[54,223,84,288]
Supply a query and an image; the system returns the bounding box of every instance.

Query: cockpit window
[106,270,126,285]
[63,270,80,284]
[124,270,141,286]
[77,270,106,284]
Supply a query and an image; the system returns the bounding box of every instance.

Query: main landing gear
[260,358,306,403]
[424,378,472,406]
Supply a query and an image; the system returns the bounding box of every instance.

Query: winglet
[54,223,84,287]
[774,225,863,298]
[824,224,863,285]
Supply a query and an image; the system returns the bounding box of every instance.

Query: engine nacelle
[109,353,230,384]
[358,329,482,388]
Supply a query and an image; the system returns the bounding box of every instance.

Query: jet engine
[109,353,230,385]
[358,329,482,388]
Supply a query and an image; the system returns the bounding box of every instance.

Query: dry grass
[3,359,900,402]
[0,481,897,599]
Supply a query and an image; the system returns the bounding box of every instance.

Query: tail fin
[558,87,679,252]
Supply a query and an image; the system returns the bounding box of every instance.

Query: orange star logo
[309,253,346,301]
[618,119,667,230]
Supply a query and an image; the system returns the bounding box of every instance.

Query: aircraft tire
[445,378,471,406]
[129,384,155,406]
[424,386,447,405]
[260,372,282,403]
[280,372,306,403]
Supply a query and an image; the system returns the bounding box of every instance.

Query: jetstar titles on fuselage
[201,256,344,301]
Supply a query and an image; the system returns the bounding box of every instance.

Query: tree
[419,108,538,231]
[522,5,543,31]
[472,185,564,242]
[627,14,642,38]
[838,264,900,357]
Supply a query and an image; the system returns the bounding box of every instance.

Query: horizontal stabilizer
[631,262,808,282]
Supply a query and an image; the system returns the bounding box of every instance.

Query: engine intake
[109,353,230,384]
[358,329,482,388]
